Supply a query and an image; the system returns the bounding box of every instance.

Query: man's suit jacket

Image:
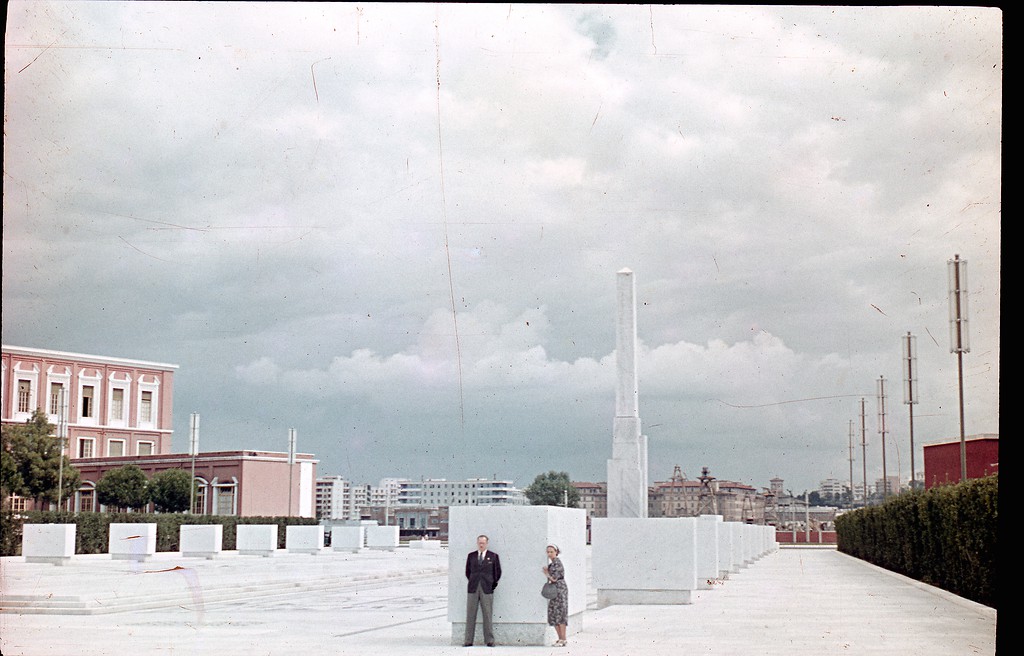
[465,550,502,594]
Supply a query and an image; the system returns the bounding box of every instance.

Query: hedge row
[1,511,319,556]
[835,474,997,607]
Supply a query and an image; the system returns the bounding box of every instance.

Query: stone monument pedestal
[592,517,698,607]
[22,524,75,565]
[448,505,586,646]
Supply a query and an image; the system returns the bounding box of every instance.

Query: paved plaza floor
[1,545,998,656]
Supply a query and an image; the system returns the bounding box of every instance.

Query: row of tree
[2,410,195,513]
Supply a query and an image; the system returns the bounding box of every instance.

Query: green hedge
[835,474,997,607]
[2,511,319,555]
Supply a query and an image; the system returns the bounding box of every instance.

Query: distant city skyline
[4,4,1001,495]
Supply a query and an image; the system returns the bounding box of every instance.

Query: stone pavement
[0,545,998,656]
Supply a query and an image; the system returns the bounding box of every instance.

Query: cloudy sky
[4,3,1001,494]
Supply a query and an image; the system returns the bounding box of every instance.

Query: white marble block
[22,524,76,565]
[592,517,697,607]
[237,524,278,557]
[180,524,223,559]
[726,522,746,570]
[109,523,157,561]
[408,538,442,550]
[286,524,324,555]
[696,515,722,588]
[366,525,400,550]
[331,526,365,552]
[448,505,586,646]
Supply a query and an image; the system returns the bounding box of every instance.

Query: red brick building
[72,450,317,517]
[922,433,999,488]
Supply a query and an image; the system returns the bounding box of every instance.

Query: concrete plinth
[22,524,76,565]
[286,525,324,555]
[180,524,223,559]
[447,505,586,646]
[366,525,399,550]
[109,523,157,561]
[592,517,697,607]
[408,538,442,550]
[696,515,722,588]
[237,524,278,557]
[331,526,365,552]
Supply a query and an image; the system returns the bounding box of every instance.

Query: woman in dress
[542,544,568,646]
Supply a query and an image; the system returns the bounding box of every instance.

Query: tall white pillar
[607,268,648,518]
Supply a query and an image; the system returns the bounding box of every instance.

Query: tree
[525,471,580,508]
[1,410,80,507]
[96,464,150,511]
[149,468,194,513]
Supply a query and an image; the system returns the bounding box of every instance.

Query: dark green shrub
[836,474,996,607]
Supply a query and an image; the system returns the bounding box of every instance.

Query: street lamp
[877,376,889,499]
[287,428,297,517]
[947,254,970,481]
[902,332,919,490]
[189,413,200,514]
[55,387,68,511]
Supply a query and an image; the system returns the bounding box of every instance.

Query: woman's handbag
[541,581,558,599]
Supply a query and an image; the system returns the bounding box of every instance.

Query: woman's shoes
[553,639,567,647]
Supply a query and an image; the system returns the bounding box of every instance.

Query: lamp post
[947,254,970,481]
[55,387,68,511]
[287,428,297,517]
[848,419,855,508]
[189,413,200,514]
[877,376,889,500]
[902,333,919,490]
[860,398,868,506]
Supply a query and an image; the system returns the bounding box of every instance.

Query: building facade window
[215,485,236,516]
[78,486,96,512]
[81,385,95,418]
[137,441,155,456]
[140,391,153,423]
[193,485,207,515]
[107,439,126,457]
[77,437,95,459]
[49,382,64,415]
[18,380,32,413]
[110,388,125,422]
[9,495,29,512]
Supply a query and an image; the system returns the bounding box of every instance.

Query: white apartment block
[818,478,847,497]
[316,476,371,521]
[397,478,528,507]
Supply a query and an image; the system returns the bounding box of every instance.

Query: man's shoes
[486,644,495,647]
[463,643,473,647]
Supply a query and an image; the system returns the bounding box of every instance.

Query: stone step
[2,566,447,616]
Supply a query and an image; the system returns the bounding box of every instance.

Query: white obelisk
[607,268,648,518]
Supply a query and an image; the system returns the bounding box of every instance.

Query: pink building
[72,450,318,517]
[3,345,318,517]
[2,345,177,458]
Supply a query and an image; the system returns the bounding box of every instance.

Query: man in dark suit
[464,534,501,647]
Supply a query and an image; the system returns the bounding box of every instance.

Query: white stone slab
[696,515,722,588]
[331,525,365,552]
[285,525,324,555]
[109,523,157,561]
[366,525,399,550]
[447,505,586,646]
[592,517,697,607]
[237,524,278,557]
[408,538,442,550]
[22,524,76,565]
[180,524,223,559]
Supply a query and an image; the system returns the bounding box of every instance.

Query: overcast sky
[4,3,1001,494]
